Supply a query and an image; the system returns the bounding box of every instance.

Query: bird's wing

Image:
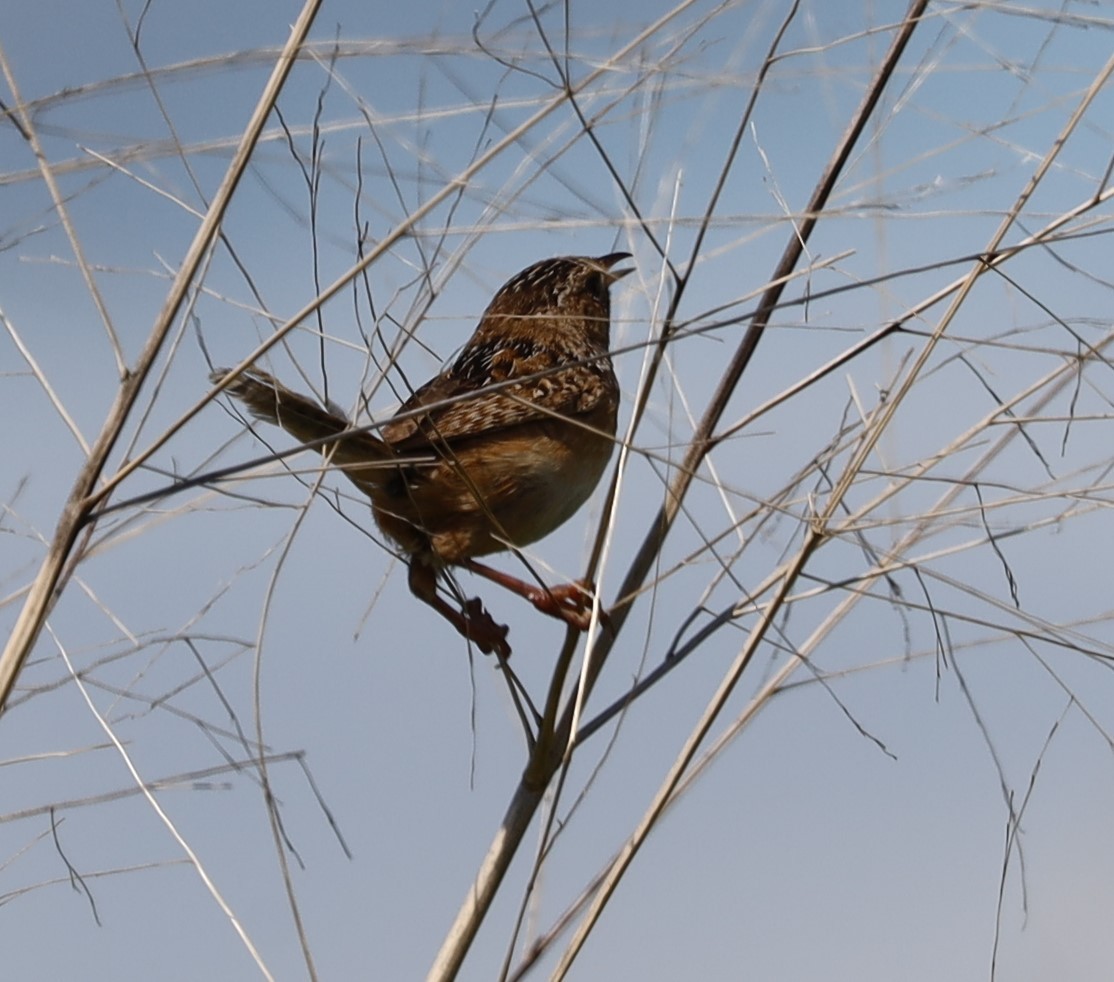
[380,336,613,450]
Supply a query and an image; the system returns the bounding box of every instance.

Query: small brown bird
[211,252,632,657]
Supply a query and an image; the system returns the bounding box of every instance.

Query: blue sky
[3,2,1114,979]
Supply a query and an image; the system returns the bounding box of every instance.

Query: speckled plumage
[211,252,631,656]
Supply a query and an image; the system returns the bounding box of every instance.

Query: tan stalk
[551,42,1114,981]
[428,3,932,978]
[0,0,325,710]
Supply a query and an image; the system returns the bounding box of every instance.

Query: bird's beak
[597,251,634,282]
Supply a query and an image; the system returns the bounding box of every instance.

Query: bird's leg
[408,561,510,658]
[462,559,602,632]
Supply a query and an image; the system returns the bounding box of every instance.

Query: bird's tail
[210,367,399,489]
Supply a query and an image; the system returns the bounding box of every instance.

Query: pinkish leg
[408,561,510,658]
[462,559,600,632]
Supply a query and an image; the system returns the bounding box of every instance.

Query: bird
[210,252,632,658]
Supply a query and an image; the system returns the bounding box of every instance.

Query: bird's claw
[462,597,511,658]
[525,579,609,632]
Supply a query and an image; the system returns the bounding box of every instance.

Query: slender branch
[0,41,126,374]
[0,0,325,712]
[428,3,932,977]
[554,31,1114,976]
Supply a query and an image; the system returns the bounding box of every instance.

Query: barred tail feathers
[210,368,396,489]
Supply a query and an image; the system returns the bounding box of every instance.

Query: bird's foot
[461,597,511,659]
[524,579,608,633]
